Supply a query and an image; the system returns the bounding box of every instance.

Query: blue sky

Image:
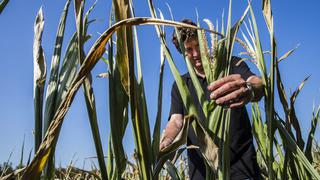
[0,0,320,169]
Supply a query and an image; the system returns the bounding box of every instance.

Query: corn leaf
[248,4,268,93]
[165,161,180,180]
[43,0,71,133]
[275,60,289,114]
[55,33,78,106]
[107,136,115,180]
[250,2,276,178]
[130,0,154,169]
[305,105,320,162]
[0,0,9,14]
[288,76,310,149]
[113,1,152,179]
[108,60,129,179]
[107,10,129,180]
[277,45,299,63]
[33,7,46,153]
[251,103,267,163]
[262,0,273,32]
[152,42,165,162]
[43,1,71,179]
[74,1,108,179]
[113,0,130,96]
[275,119,320,179]
[83,0,97,37]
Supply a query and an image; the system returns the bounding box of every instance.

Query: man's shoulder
[172,73,190,85]
[182,72,190,79]
[171,73,190,92]
[231,56,242,63]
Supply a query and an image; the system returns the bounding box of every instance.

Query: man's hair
[172,19,197,54]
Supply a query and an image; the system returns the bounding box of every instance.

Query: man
[160,19,264,179]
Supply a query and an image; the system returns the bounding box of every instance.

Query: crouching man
[160,19,264,180]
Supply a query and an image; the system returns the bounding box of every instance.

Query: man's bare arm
[160,113,183,150]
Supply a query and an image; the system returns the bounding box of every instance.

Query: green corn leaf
[165,161,180,180]
[275,60,289,114]
[0,0,9,14]
[151,9,165,164]
[305,105,320,162]
[109,58,129,179]
[43,0,71,133]
[152,42,165,163]
[82,35,108,180]
[275,119,320,179]
[55,33,78,107]
[274,136,284,174]
[130,0,154,167]
[107,10,127,179]
[290,76,310,104]
[248,4,268,94]
[74,0,84,63]
[74,1,108,179]
[27,149,32,166]
[277,117,301,179]
[251,103,267,163]
[107,136,114,180]
[108,16,129,180]
[1,151,13,178]
[83,0,97,37]
[33,7,46,153]
[43,1,71,179]
[288,76,310,149]
[19,135,26,168]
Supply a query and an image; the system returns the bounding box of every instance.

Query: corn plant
[32,0,107,179]
[242,0,320,179]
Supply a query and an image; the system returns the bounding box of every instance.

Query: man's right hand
[159,114,183,150]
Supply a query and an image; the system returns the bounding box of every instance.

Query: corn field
[0,0,320,179]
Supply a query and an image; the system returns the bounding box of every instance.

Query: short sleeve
[169,82,184,120]
[231,56,255,81]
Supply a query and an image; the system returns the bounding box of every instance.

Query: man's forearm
[160,114,183,150]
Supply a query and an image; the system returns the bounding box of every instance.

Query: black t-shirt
[169,57,261,179]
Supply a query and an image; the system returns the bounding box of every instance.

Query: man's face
[183,37,204,73]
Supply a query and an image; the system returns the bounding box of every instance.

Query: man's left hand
[207,74,251,109]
